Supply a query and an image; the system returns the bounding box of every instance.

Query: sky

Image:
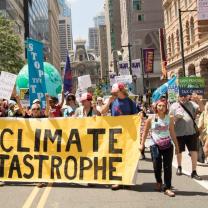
[67,0,104,44]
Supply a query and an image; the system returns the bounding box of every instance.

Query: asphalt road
[0,150,207,208]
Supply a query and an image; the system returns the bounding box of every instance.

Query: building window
[190,17,195,43]
[176,29,180,52]
[168,36,171,57]
[133,0,142,10]
[185,21,190,46]
[138,14,144,21]
[171,34,175,55]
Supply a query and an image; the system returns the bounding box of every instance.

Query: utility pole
[121,43,133,75]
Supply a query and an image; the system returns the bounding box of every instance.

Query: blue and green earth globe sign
[16,62,63,97]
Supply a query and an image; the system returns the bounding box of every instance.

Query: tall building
[0,0,25,50]
[88,27,100,57]
[104,0,122,74]
[120,0,164,94]
[162,0,208,98]
[58,0,73,69]
[48,0,61,70]
[58,0,71,17]
[71,39,100,92]
[59,16,73,62]
[99,25,109,79]
[94,11,105,27]
[24,0,60,69]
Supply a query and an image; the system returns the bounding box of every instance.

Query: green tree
[0,16,24,74]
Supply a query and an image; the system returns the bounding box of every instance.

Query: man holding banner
[101,82,138,190]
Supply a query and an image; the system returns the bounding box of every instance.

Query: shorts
[177,134,198,153]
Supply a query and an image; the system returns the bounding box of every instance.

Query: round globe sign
[16,62,63,97]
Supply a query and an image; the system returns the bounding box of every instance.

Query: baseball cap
[80,92,93,102]
[111,83,125,93]
[32,99,40,104]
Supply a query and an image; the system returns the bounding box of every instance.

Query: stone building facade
[162,0,208,98]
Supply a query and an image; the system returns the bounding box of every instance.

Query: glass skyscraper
[28,0,48,42]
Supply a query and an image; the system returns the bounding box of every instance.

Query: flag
[143,48,154,73]
[63,53,72,95]
[152,76,177,102]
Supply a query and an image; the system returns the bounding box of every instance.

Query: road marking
[37,183,53,208]
[22,186,40,208]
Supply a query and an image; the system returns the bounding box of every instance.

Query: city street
[0,149,207,208]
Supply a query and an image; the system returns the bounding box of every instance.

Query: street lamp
[178,9,197,76]
[121,43,137,93]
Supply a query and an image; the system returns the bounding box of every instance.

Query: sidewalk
[172,148,208,190]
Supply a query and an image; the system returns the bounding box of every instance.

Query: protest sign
[168,84,179,103]
[0,115,141,185]
[19,88,30,107]
[115,75,132,84]
[0,71,17,100]
[78,75,92,90]
[27,39,46,108]
[178,77,205,96]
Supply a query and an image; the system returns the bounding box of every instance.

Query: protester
[140,98,179,197]
[48,89,64,117]
[169,94,204,180]
[101,82,138,190]
[63,93,78,117]
[198,102,208,162]
[96,97,105,115]
[74,92,100,117]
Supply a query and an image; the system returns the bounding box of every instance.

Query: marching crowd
[0,82,207,197]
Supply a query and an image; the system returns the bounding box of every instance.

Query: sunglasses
[32,108,40,111]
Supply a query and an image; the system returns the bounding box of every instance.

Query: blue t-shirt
[111,97,138,116]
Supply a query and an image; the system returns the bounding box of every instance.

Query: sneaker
[164,189,175,197]
[111,184,121,191]
[37,183,46,188]
[191,172,202,180]
[176,167,182,176]
[140,153,146,160]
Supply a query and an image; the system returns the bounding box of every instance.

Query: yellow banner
[0,115,141,185]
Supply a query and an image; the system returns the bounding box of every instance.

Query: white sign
[115,75,133,84]
[118,61,130,75]
[109,73,116,86]
[75,88,87,102]
[132,59,141,77]
[118,59,141,77]
[198,0,208,20]
[78,75,92,90]
[0,71,17,100]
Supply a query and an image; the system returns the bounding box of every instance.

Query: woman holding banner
[140,98,179,197]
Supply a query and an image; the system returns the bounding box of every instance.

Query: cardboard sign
[115,75,132,84]
[78,75,92,90]
[0,71,17,100]
[178,77,205,96]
